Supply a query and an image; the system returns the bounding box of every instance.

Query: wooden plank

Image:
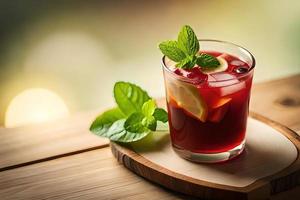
[0,147,193,200]
[0,147,298,200]
[0,112,109,171]
[251,74,300,133]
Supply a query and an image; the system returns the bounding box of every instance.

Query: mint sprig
[90,82,168,143]
[159,25,220,69]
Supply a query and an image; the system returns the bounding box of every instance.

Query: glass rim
[161,39,256,84]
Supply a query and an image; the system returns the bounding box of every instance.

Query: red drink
[162,40,255,163]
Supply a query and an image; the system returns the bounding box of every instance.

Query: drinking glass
[162,40,255,163]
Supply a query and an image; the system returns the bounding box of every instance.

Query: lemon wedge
[208,97,231,123]
[166,77,208,122]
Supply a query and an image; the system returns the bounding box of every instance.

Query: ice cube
[207,73,239,90]
[207,74,217,82]
[219,81,246,96]
[231,60,245,66]
[210,73,239,83]
[207,71,246,95]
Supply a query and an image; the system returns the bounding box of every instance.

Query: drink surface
[164,51,253,153]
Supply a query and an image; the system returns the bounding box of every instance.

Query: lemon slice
[212,97,231,109]
[166,77,208,122]
[201,54,228,74]
[208,97,231,123]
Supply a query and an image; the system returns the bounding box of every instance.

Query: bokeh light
[5,88,69,127]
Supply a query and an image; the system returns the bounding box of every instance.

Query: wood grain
[251,74,300,133]
[0,111,109,171]
[0,148,193,200]
[111,113,300,200]
[0,146,298,200]
[0,145,298,200]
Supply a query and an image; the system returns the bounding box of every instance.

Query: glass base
[172,140,245,163]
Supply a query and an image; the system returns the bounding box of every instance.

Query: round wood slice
[111,112,300,200]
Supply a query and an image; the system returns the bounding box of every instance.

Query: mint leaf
[196,53,220,68]
[153,108,168,123]
[125,99,160,133]
[142,99,156,117]
[90,82,169,143]
[114,82,150,116]
[142,115,157,131]
[159,40,186,62]
[177,25,199,56]
[90,107,125,134]
[176,57,191,69]
[125,111,157,132]
[105,119,150,143]
[176,56,197,69]
[125,112,148,133]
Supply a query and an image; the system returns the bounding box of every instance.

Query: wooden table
[0,75,300,200]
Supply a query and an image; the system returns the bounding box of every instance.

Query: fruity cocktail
[159,26,255,163]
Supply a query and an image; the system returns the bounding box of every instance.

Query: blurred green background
[1,0,300,126]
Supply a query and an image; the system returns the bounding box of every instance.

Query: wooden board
[0,111,109,171]
[111,113,300,200]
[0,148,190,200]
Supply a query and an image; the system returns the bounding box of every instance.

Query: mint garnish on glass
[90,82,168,143]
[159,25,220,69]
